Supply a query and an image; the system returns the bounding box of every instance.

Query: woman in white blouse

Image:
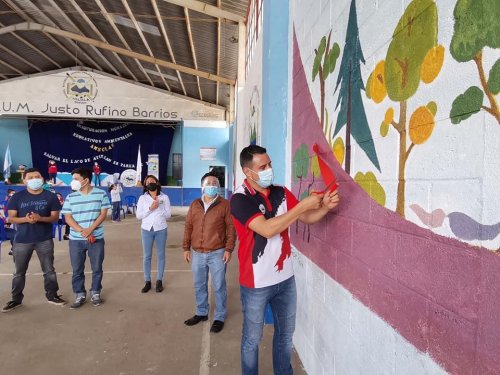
[136,175,171,293]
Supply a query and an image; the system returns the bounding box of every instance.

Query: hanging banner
[28,120,174,185]
[147,154,159,179]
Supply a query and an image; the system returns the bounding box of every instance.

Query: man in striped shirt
[62,167,111,309]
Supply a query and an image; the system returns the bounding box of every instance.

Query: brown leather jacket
[183,196,236,253]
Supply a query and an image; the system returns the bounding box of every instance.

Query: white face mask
[249,168,274,188]
[27,178,43,191]
[70,179,86,191]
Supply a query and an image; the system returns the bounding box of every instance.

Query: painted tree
[292,144,309,233]
[333,0,380,174]
[449,0,500,124]
[366,0,444,217]
[312,31,340,137]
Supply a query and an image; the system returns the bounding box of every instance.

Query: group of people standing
[1,144,340,375]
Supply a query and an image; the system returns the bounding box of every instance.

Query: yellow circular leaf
[420,45,445,84]
[384,107,394,124]
[380,121,389,137]
[332,137,345,166]
[409,106,435,145]
[369,61,387,103]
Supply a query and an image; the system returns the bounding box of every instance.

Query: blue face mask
[203,186,219,198]
[27,178,43,191]
[250,168,274,188]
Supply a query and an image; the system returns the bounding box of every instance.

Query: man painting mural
[230,145,340,375]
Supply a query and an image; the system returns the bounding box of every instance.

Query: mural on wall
[312,31,340,141]
[248,86,261,144]
[449,0,499,124]
[290,0,500,373]
[333,0,380,175]
[366,0,443,218]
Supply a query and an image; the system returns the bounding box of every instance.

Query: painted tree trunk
[396,100,408,217]
[474,52,500,124]
[345,68,352,174]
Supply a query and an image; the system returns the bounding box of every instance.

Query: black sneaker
[70,296,86,309]
[184,315,208,326]
[2,300,21,313]
[91,294,102,307]
[47,295,67,306]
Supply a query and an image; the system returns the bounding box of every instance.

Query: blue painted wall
[182,123,229,193]
[261,0,290,185]
[0,118,33,171]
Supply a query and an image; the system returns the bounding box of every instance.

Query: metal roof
[0,0,248,109]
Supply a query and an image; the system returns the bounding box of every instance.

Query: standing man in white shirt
[136,175,171,293]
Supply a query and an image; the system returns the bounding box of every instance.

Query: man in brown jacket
[183,172,236,333]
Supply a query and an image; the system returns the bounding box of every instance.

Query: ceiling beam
[67,0,138,81]
[184,8,203,100]
[95,0,154,87]
[162,0,244,23]
[46,0,121,77]
[4,0,102,71]
[0,44,42,72]
[0,21,61,69]
[151,0,187,96]
[121,0,170,91]
[0,58,24,75]
[0,22,236,85]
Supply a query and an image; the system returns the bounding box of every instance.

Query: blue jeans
[141,228,167,281]
[69,239,105,297]
[240,276,297,375]
[111,202,121,221]
[191,248,227,321]
[11,239,59,302]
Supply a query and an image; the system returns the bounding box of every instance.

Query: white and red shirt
[230,180,298,288]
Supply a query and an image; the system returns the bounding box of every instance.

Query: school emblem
[63,72,98,103]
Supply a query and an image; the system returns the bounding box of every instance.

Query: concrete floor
[0,207,306,375]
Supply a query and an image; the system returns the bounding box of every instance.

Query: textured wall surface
[289,0,500,374]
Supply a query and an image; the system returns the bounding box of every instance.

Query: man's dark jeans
[69,238,105,297]
[12,239,59,303]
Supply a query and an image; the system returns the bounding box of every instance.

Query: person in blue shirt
[62,167,111,309]
[2,168,66,313]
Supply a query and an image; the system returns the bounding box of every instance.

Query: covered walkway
[0,207,306,375]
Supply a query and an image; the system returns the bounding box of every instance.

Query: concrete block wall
[293,247,446,375]
[287,0,500,374]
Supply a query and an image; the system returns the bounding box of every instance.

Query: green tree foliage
[450,86,484,124]
[312,32,340,136]
[334,0,380,174]
[450,0,500,124]
[385,0,437,101]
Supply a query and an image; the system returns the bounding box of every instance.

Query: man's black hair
[71,167,92,181]
[201,172,219,185]
[239,145,267,168]
[23,167,41,178]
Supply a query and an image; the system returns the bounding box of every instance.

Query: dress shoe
[156,280,164,293]
[210,320,224,333]
[141,281,151,293]
[184,315,208,326]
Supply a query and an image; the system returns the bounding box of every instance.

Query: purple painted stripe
[291,30,500,375]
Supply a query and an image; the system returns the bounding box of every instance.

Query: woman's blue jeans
[191,248,227,321]
[141,228,167,281]
[240,276,297,375]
